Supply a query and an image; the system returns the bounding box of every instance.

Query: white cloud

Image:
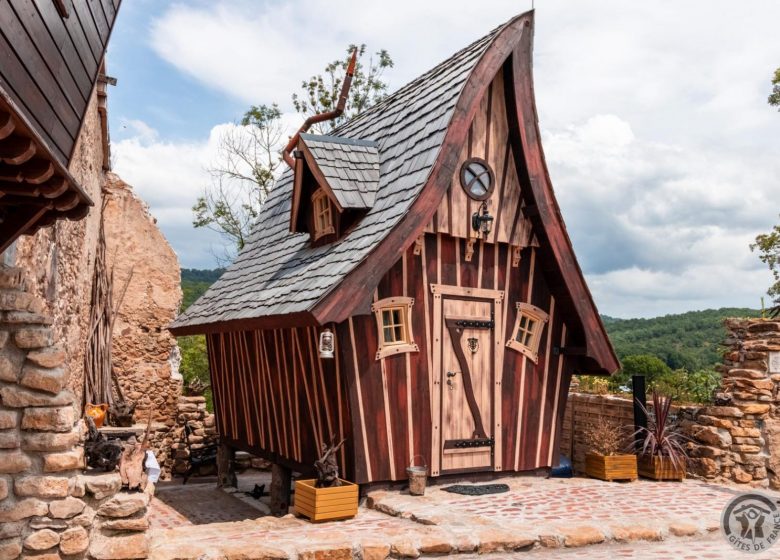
[114,0,780,316]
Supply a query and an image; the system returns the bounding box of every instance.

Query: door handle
[446,371,458,378]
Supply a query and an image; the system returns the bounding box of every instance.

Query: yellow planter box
[638,456,685,481]
[294,479,358,522]
[585,452,638,482]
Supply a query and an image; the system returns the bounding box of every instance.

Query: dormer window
[289,134,380,244]
[312,189,335,240]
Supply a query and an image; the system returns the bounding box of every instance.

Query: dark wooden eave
[0,91,91,252]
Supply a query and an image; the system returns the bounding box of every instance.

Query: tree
[292,44,394,134]
[770,68,780,109]
[751,219,780,307]
[608,354,671,392]
[192,104,283,263]
[193,46,393,261]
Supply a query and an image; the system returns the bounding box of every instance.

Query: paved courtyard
[148,475,780,559]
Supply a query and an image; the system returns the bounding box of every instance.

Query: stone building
[0,2,182,557]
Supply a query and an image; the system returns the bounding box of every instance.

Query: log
[270,463,292,516]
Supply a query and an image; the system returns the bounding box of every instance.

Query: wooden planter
[294,479,358,522]
[585,452,638,482]
[638,455,685,481]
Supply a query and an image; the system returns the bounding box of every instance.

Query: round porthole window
[460,158,495,201]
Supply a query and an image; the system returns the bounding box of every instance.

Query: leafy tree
[770,68,780,109]
[177,335,212,411]
[608,354,671,392]
[751,219,780,307]
[193,104,283,263]
[193,46,393,261]
[292,44,394,133]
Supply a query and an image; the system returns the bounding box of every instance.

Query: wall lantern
[319,328,334,359]
[471,202,494,238]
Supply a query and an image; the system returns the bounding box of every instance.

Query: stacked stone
[0,267,152,559]
[684,318,780,489]
[169,396,217,477]
[0,266,88,559]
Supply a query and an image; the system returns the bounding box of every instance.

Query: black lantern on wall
[471,202,494,238]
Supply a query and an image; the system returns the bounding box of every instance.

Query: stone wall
[13,91,107,405]
[0,267,150,559]
[102,174,182,425]
[169,396,217,479]
[562,318,780,489]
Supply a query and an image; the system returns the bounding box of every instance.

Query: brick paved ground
[148,475,780,559]
[466,532,778,560]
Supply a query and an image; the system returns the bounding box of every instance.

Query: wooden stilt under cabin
[170,10,620,487]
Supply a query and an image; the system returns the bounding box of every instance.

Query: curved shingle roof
[172,20,508,332]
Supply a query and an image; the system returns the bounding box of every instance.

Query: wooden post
[270,463,292,516]
[632,375,648,452]
[216,442,237,488]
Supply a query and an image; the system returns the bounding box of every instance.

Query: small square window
[372,297,419,360]
[507,302,549,363]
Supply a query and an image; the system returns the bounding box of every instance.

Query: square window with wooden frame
[371,297,419,360]
[311,189,335,240]
[506,302,549,363]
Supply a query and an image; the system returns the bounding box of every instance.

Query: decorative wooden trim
[379,358,396,479]
[444,318,488,438]
[506,301,549,363]
[53,0,70,18]
[371,296,419,360]
[349,317,373,481]
[430,290,443,477]
[430,283,505,301]
[534,296,555,467]
[548,323,567,465]
[413,235,423,255]
[464,239,475,262]
[511,245,521,267]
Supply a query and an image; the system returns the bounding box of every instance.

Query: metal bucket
[407,456,427,496]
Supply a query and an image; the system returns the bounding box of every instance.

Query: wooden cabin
[0,0,122,251]
[171,10,619,485]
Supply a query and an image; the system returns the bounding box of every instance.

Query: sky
[106,0,780,319]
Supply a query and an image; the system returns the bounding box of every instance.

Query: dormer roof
[299,134,380,210]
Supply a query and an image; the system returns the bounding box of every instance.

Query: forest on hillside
[177,269,759,404]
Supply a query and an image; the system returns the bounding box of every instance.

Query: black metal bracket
[454,311,494,330]
[445,438,495,449]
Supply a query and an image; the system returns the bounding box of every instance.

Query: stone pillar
[269,464,292,517]
[0,267,151,559]
[684,318,780,488]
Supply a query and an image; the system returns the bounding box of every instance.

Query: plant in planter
[294,438,358,522]
[633,391,688,481]
[582,416,637,482]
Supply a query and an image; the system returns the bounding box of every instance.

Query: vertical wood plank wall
[206,328,352,477]
[338,237,574,483]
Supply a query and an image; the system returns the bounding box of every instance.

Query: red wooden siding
[337,234,574,483]
[206,327,351,476]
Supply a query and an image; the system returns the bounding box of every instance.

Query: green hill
[178,269,759,373]
[181,268,224,310]
[602,307,760,371]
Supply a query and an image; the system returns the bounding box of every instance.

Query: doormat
[441,483,510,496]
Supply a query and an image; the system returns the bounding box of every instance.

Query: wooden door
[428,283,504,475]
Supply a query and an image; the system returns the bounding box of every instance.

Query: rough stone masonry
[0,267,152,560]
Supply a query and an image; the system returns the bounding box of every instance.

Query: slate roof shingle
[171,22,504,331]
[300,134,380,210]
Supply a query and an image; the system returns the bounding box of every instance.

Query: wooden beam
[553,346,587,356]
[40,177,69,199]
[54,191,80,211]
[0,160,54,185]
[0,181,40,197]
[0,137,36,165]
[0,112,15,140]
[0,206,48,252]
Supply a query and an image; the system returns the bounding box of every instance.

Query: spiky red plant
[631,391,689,472]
